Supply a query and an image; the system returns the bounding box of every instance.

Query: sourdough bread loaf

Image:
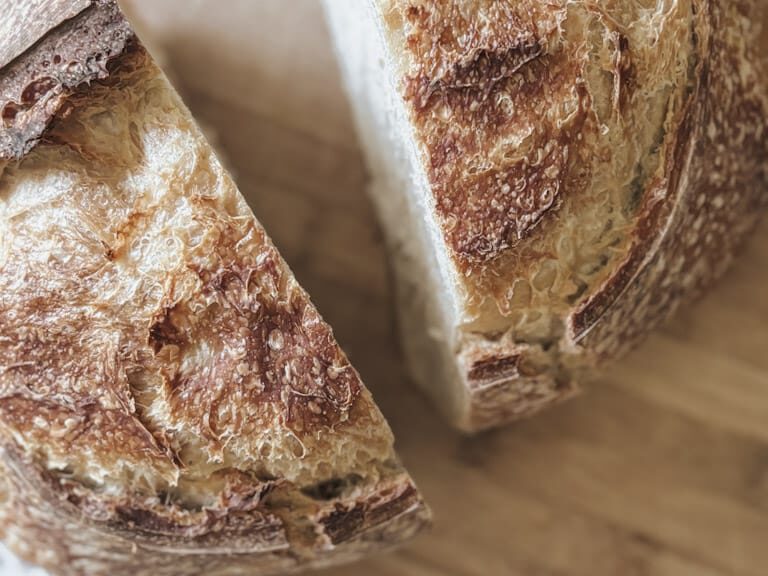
[323,0,768,431]
[0,1,429,574]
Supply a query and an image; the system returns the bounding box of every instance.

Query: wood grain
[124,1,768,574]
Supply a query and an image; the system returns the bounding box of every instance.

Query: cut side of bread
[323,0,768,431]
[0,2,429,574]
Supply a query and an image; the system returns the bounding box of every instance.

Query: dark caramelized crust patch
[399,1,591,266]
[0,0,135,160]
[466,354,519,384]
[317,481,420,545]
[157,215,363,439]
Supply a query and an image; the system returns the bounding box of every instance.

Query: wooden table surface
[123,2,768,575]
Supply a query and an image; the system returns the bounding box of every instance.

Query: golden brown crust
[401,2,591,265]
[0,0,429,571]
[373,0,767,431]
[575,0,768,356]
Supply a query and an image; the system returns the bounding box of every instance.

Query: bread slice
[0,2,429,574]
[323,0,768,431]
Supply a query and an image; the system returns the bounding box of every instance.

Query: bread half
[323,0,768,431]
[0,1,429,574]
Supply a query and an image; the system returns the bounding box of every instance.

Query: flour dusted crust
[330,0,768,430]
[0,1,428,573]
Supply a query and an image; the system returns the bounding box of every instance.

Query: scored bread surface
[0,1,429,574]
[324,0,768,430]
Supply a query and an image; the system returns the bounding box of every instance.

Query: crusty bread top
[376,0,767,342]
[0,0,425,560]
[0,0,394,487]
[394,2,581,265]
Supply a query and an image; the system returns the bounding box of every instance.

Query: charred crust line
[570,18,703,342]
[0,445,278,551]
[404,42,544,112]
[578,0,768,354]
[466,354,520,385]
[613,33,636,112]
[461,338,577,430]
[317,482,420,545]
[400,8,591,267]
[3,440,425,558]
[0,0,135,161]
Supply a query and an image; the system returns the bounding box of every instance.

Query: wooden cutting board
[124,2,768,574]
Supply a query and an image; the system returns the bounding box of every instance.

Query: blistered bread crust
[573,0,768,357]
[399,2,588,265]
[0,1,428,572]
[381,0,767,430]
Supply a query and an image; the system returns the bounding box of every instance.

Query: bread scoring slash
[323,0,768,431]
[0,1,429,574]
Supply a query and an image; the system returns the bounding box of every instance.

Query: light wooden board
[124,2,768,574]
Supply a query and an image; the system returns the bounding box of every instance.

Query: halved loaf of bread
[0,1,428,574]
[323,0,768,431]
